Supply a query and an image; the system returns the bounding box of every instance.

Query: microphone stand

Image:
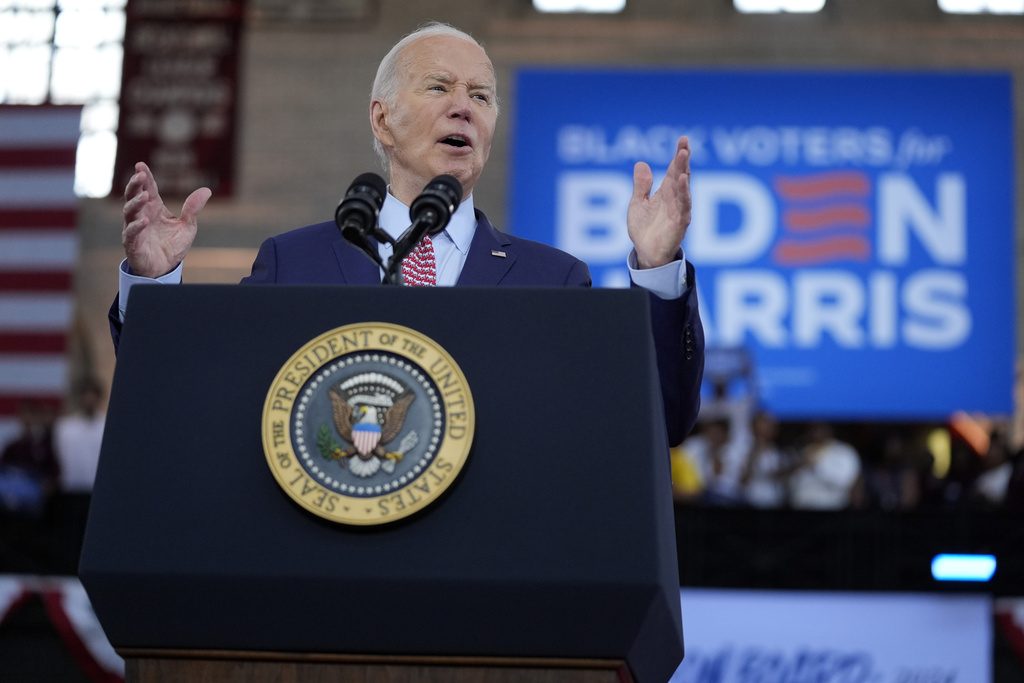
[372,229,401,285]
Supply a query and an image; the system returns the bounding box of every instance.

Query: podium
[79,285,684,683]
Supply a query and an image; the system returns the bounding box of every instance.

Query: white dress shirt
[377,191,476,286]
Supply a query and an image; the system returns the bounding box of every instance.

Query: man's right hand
[122,161,211,278]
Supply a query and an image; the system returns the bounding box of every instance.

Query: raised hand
[627,136,692,269]
[121,162,211,278]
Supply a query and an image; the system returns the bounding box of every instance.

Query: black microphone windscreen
[409,174,463,235]
[348,172,387,205]
[429,174,462,209]
[336,172,386,230]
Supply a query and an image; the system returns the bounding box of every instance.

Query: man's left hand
[628,136,692,270]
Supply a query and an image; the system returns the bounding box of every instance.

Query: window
[734,0,826,13]
[0,0,127,197]
[938,0,1024,13]
[532,0,626,13]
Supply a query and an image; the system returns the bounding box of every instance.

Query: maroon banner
[112,0,246,198]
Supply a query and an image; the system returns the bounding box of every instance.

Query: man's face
[372,35,497,204]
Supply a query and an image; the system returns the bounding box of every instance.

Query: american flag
[0,105,81,448]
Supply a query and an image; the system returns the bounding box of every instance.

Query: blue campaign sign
[510,69,1015,419]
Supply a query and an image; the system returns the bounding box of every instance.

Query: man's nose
[447,89,472,120]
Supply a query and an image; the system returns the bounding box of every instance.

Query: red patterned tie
[402,236,437,286]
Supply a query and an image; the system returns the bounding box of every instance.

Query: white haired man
[112,22,704,444]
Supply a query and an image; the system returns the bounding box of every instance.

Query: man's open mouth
[441,135,469,148]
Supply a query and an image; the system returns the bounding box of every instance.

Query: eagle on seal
[327,387,415,478]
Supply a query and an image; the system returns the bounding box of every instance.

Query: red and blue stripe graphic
[771,170,872,266]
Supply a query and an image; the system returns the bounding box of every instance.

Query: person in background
[1008,364,1024,508]
[0,401,60,515]
[853,429,922,511]
[788,422,861,510]
[969,420,1013,507]
[738,411,788,508]
[1004,439,1024,509]
[676,417,746,505]
[54,377,106,494]
[669,441,703,503]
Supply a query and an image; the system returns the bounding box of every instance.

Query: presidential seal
[262,323,474,525]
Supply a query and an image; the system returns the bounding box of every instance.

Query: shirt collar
[378,189,476,255]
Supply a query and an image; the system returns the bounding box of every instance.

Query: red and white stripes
[401,235,437,286]
[0,105,81,447]
[0,575,124,683]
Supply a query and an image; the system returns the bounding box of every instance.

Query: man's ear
[370,99,393,148]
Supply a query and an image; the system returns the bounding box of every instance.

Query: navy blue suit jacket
[110,209,704,444]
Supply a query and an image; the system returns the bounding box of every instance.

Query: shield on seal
[352,422,381,456]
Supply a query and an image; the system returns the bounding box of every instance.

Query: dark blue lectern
[79,285,683,683]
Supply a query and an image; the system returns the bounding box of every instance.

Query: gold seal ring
[262,323,474,525]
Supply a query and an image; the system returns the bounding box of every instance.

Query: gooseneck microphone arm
[384,174,463,286]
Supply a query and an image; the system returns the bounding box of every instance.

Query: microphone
[409,174,463,236]
[335,172,388,255]
[388,176,464,282]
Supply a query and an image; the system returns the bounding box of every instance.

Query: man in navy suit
[113,22,704,445]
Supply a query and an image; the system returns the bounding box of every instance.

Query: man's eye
[473,93,490,103]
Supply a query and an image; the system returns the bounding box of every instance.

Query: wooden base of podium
[122,650,633,683]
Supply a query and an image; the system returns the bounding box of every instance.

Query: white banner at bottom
[672,588,990,683]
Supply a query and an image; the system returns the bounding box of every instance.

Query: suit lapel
[456,210,516,286]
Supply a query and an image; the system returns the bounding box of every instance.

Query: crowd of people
[669,348,1024,512]
[0,378,105,517]
[671,392,1023,512]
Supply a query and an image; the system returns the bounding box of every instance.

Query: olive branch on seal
[316,424,345,461]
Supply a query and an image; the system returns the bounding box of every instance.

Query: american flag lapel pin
[491,250,507,258]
